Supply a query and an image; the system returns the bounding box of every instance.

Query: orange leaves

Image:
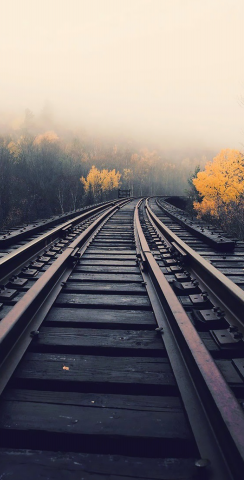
[193,149,244,217]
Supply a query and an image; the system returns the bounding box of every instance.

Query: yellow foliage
[193,149,244,217]
[34,131,59,145]
[81,165,121,195]
[7,141,21,158]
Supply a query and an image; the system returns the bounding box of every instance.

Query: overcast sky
[1,0,244,150]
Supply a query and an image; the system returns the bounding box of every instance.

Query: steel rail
[0,201,125,396]
[155,197,235,251]
[146,199,244,327]
[0,199,122,247]
[0,199,126,283]
[134,199,244,480]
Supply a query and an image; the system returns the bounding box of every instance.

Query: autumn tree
[193,149,244,217]
[33,131,59,145]
[81,166,121,202]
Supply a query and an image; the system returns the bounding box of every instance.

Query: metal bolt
[30,330,39,338]
[155,327,164,333]
[195,458,210,469]
[229,325,238,333]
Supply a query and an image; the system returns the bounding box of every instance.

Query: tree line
[0,123,204,228]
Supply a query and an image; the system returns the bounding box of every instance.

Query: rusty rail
[0,202,125,396]
[134,199,244,480]
[146,199,244,328]
[0,199,126,284]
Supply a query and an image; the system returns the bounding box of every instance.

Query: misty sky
[1,0,244,150]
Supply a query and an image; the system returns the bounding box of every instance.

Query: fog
[1,0,244,151]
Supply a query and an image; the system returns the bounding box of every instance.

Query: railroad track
[0,197,244,479]
[150,197,244,289]
[0,200,120,255]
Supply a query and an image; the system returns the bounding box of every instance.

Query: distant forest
[0,108,210,229]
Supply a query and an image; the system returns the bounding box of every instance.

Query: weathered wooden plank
[95,234,133,239]
[102,226,133,229]
[2,389,181,411]
[44,308,156,328]
[203,256,244,261]
[217,268,244,275]
[224,276,244,284]
[75,266,140,273]
[29,327,165,354]
[63,282,147,294]
[82,254,136,260]
[210,262,244,268]
[84,249,136,255]
[12,353,176,393]
[69,273,142,282]
[79,260,137,266]
[0,400,192,441]
[91,240,134,244]
[55,293,151,309]
[0,449,197,479]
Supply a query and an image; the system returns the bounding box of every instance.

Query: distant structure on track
[118,188,131,198]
